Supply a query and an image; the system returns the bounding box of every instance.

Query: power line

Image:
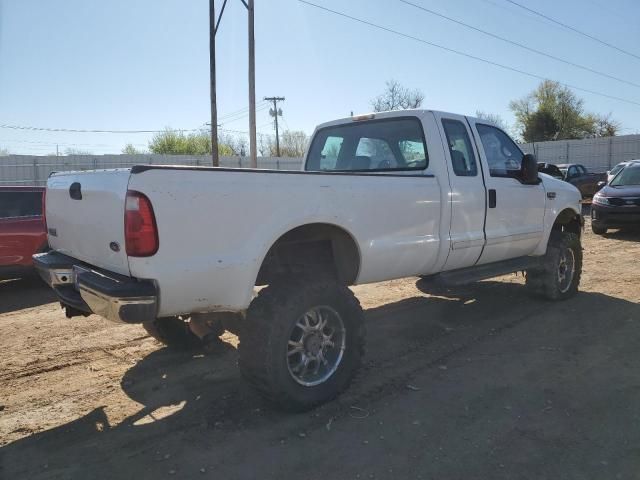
[298,0,640,107]
[400,0,640,89]
[504,0,640,61]
[0,124,202,134]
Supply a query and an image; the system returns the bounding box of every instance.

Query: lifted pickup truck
[538,162,606,198]
[35,110,583,410]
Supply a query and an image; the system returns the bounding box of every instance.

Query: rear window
[0,191,42,219]
[306,117,428,172]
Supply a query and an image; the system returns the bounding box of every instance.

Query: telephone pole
[209,0,254,167]
[264,96,285,157]
[248,0,257,168]
[209,0,219,166]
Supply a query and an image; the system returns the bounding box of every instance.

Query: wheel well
[256,224,360,286]
[552,208,582,237]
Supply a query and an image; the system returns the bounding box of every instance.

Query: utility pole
[264,96,285,157]
[248,0,257,168]
[209,0,219,166]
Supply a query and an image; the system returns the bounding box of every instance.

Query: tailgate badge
[48,227,58,237]
[547,192,556,199]
[109,242,121,252]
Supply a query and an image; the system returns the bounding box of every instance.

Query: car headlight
[592,193,609,206]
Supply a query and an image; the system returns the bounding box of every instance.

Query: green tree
[64,148,93,155]
[510,80,620,142]
[0,147,10,156]
[371,80,424,112]
[148,128,242,156]
[122,143,145,154]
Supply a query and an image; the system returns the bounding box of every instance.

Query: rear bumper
[33,251,158,324]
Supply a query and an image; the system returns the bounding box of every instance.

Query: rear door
[433,112,486,271]
[46,169,131,275]
[467,121,546,264]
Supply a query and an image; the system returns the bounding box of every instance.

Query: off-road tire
[238,278,365,412]
[525,231,582,300]
[591,224,607,235]
[142,317,202,349]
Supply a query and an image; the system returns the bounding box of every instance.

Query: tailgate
[46,169,131,275]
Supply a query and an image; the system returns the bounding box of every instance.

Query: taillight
[125,190,159,257]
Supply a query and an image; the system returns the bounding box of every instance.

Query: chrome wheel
[557,247,576,294]
[287,305,346,387]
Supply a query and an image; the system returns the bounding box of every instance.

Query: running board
[433,256,541,287]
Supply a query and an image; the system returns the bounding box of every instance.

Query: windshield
[305,117,428,172]
[610,163,625,176]
[610,165,640,186]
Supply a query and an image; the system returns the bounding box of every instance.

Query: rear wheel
[525,231,582,300]
[238,278,365,411]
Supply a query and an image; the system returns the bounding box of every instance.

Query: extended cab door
[433,112,486,271]
[467,120,546,264]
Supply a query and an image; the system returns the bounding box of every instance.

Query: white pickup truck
[34,110,583,410]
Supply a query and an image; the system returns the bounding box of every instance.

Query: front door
[467,121,546,265]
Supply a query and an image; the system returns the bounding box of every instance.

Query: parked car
[34,110,584,411]
[0,186,47,279]
[591,162,640,234]
[607,159,640,184]
[538,163,607,198]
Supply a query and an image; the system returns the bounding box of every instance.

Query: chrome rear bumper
[33,251,158,324]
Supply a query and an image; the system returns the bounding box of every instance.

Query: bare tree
[371,80,424,112]
[0,147,9,156]
[475,111,508,130]
[264,131,308,157]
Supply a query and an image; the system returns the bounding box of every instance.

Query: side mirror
[520,153,539,185]
[597,181,606,190]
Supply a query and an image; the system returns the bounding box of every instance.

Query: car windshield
[610,163,625,176]
[610,165,640,186]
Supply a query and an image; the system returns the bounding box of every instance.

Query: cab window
[442,119,477,176]
[0,192,42,219]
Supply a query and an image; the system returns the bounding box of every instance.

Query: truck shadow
[602,228,640,242]
[0,276,56,315]
[3,281,640,479]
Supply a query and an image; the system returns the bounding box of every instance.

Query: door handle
[488,189,496,208]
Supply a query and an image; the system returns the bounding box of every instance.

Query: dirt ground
[2,216,640,480]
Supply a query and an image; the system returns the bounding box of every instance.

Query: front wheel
[238,278,365,411]
[525,231,582,300]
[592,224,607,235]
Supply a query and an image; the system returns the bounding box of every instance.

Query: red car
[0,186,48,279]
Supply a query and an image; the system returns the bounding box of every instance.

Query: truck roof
[314,109,491,131]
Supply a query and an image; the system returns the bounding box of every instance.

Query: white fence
[520,134,640,172]
[4,133,640,185]
[0,155,305,186]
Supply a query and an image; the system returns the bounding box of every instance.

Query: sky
[1,0,639,155]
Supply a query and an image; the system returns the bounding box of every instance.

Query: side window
[0,192,42,219]
[577,165,587,175]
[567,166,578,178]
[476,124,523,178]
[319,136,343,170]
[442,119,477,177]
